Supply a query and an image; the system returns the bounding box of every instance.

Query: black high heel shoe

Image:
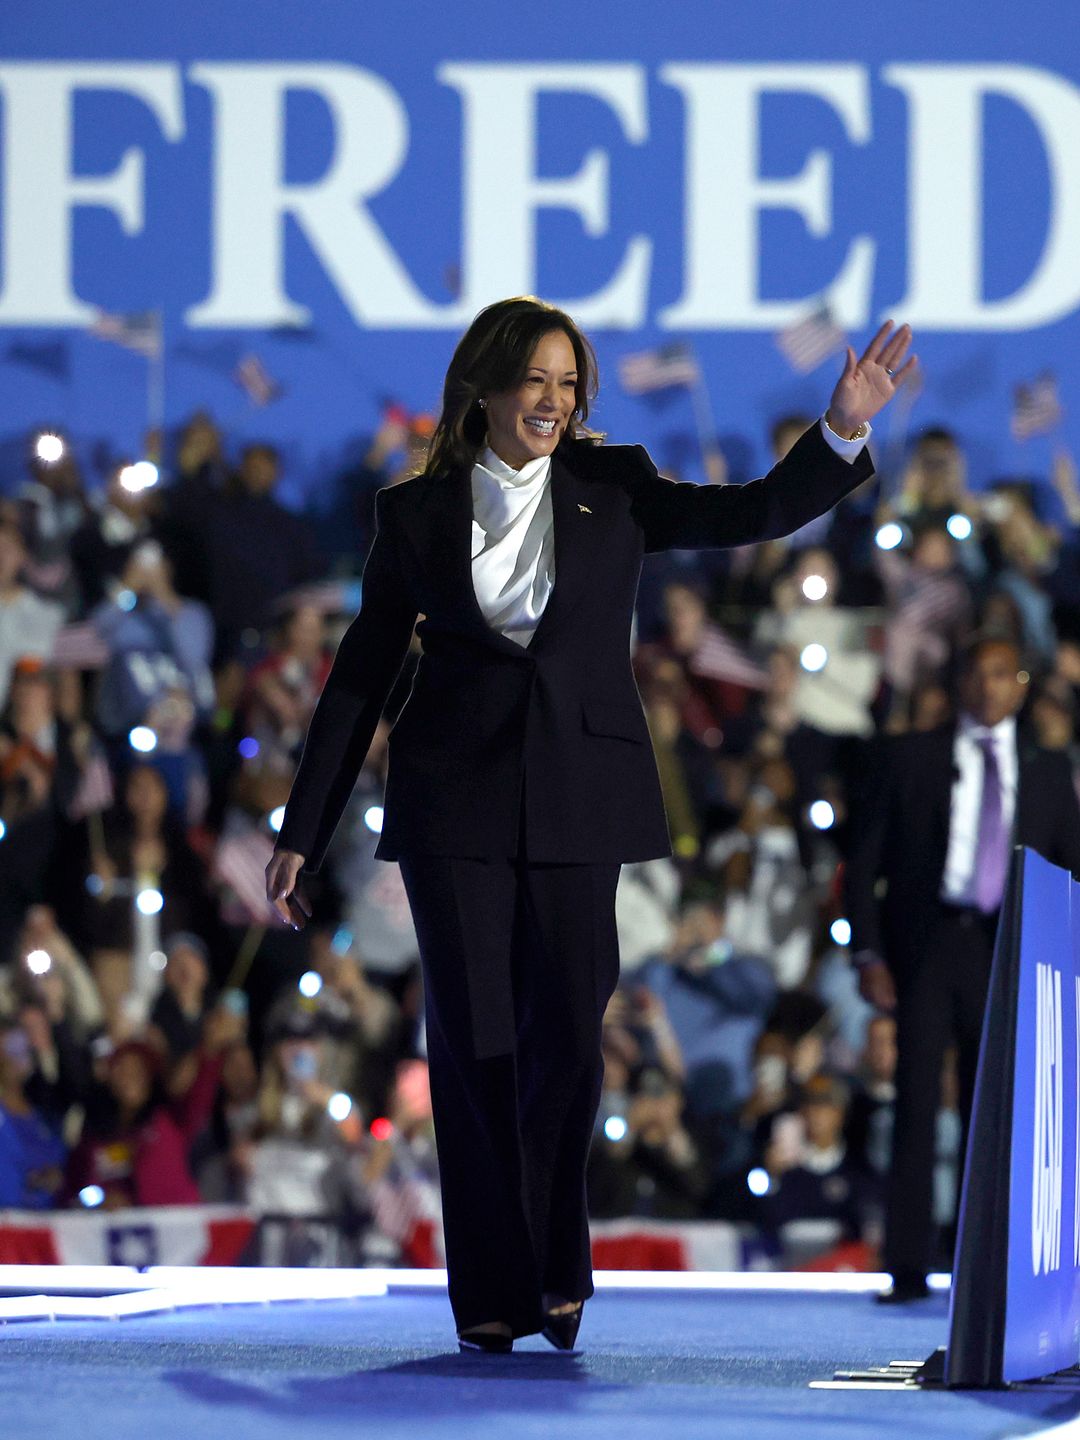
[541,1299,584,1351]
[457,1325,513,1354]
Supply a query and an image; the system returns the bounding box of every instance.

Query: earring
[478,398,486,409]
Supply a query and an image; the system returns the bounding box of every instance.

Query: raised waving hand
[826,319,918,438]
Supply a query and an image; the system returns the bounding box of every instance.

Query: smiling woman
[481,329,580,467]
[267,292,914,1357]
[420,296,603,481]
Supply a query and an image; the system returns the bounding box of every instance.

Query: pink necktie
[973,734,1007,913]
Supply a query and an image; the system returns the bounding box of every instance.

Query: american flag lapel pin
[577,503,592,513]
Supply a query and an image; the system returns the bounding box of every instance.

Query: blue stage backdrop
[2,1,1079,511]
[1004,850,1080,1383]
[947,847,1080,1387]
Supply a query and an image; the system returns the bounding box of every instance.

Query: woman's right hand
[265,848,311,929]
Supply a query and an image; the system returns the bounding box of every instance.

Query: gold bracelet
[824,413,868,442]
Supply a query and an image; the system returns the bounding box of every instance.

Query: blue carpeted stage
[1,1277,1078,1440]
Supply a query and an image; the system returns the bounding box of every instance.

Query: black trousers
[397,784,622,1338]
[884,903,997,1277]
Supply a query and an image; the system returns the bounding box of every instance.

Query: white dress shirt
[469,416,870,647]
[940,712,1018,905]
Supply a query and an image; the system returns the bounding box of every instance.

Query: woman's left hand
[827,319,918,436]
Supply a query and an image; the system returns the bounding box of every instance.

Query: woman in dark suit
[265,296,916,1353]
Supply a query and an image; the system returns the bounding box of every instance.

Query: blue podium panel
[1005,850,1080,1382]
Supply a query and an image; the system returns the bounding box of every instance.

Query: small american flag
[896,573,969,631]
[88,309,163,359]
[1010,372,1063,440]
[776,303,847,375]
[618,342,700,396]
[368,1146,444,1267]
[234,353,282,407]
[51,621,111,670]
[691,623,769,691]
[271,579,363,616]
[212,824,278,925]
[68,750,115,821]
[368,1171,444,1266]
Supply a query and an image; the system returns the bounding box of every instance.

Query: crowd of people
[0,402,1077,1271]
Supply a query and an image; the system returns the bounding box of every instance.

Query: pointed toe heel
[541,1301,584,1351]
[457,1326,513,1354]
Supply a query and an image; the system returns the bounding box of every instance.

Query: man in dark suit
[844,633,1080,1300]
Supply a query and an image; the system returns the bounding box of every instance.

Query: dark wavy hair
[420,296,603,479]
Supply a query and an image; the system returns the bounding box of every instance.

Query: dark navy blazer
[275,420,875,874]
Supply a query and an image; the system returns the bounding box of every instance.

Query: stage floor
[0,1282,1077,1440]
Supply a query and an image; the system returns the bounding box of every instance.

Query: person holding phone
[265,295,916,1353]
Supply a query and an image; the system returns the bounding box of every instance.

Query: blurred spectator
[753,547,880,738]
[760,1072,869,1253]
[198,443,323,665]
[0,1021,67,1209]
[18,998,92,1143]
[363,1057,443,1266]
[706,755,817,986]
[63,1020,226,1208]
[812,931,875,1072]
[14,434,90,614]
[1056,635,1080,708]
[741,645,801,756]
[91,539,215,754]
[242,1005,364,1217]
[80,763,218,1005]
[149,932,215,1064]
[0,522,65,710]
[907,677,953,734]
[641,679,714,861]
[240,605,332,776]
[321,719,421,995]
[843,1015,897,1185]
[350,408,415,522]
[3,906,102,1135]
[339,408,436,562]
[741,1029,798,1158]
[156,410,230,605]
[639,898,776,1120]
[1048,448,1080,617]
[770,992,832,1087]
[602,977,687,1094]
[0,658,83,967]
[70,460,162,613]
[635,581,765,751]
[893,426,973,530]
[191,1038,261,1203]
[876,524,973,718]
[303,925,404,1117]
[1030,673,1076,754]
[211,762,293,938]
[982,482,1061,663]
[587,1065,713,1220]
